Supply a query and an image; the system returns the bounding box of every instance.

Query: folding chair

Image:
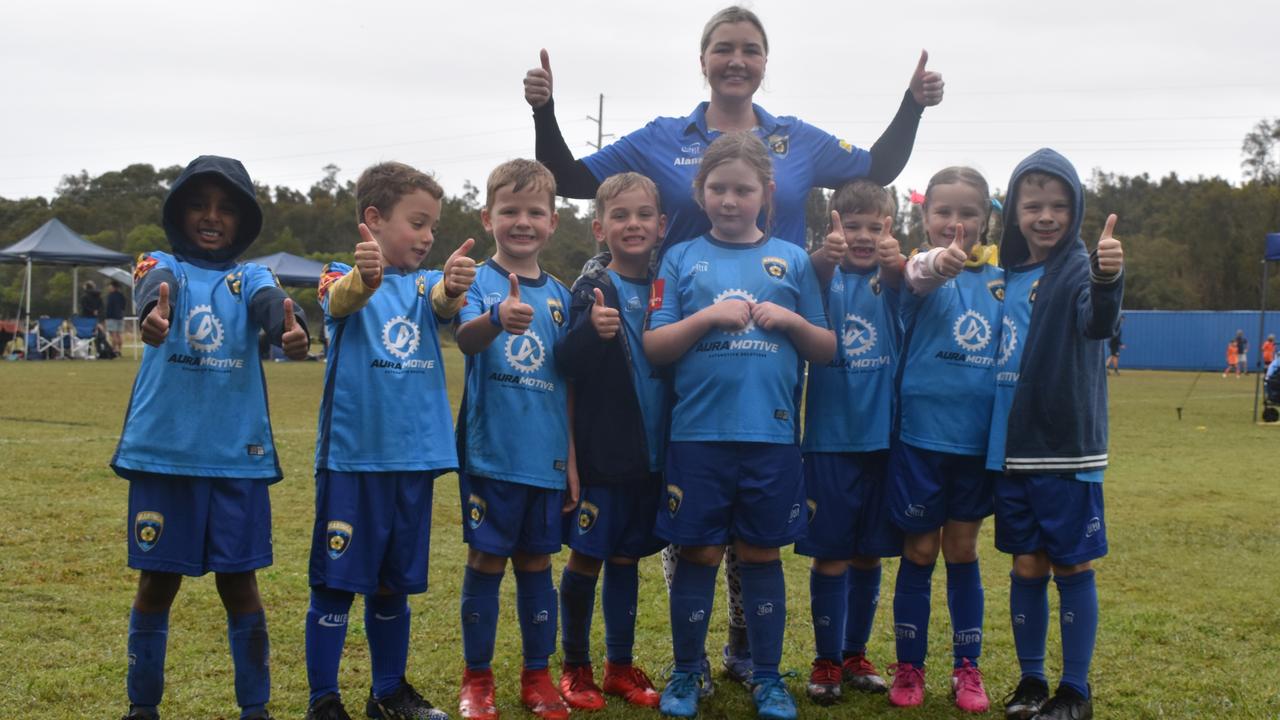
[69,317,99,359]
[32,317,67,359]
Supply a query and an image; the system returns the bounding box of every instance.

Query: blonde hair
[356,161,443,223]
[485,159,557,211]
[594,172,661,220]
[693,131,774,235]
[700,6,769,54]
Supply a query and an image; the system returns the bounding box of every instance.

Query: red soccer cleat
[601,660,660,708]
[841,653,888,693]
[887,662,926,707]
[459,667,499,720]
[521,667,570,720]
[951,658,991,713]
[559,663,606,711]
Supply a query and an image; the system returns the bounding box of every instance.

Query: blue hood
[998,148,1085,270]
[162,155,264,263]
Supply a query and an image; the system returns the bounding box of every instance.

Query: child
[993,149,1123,720]
[553,172,667,711]
[111,155,309,720]
[1224,338,1240,377]
[645,131,835,720]
[888,166,1003,712]
[305,162,476,720]
[454,159,577,720]
[798,180,904,705]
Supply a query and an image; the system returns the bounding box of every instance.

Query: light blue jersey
[458,260,571,489]
[315,262,457,473]
[987,264,1044,471]
[609,270,666,472]
[803,267,902,453]
[898,263,1004,456]
[649,236,827,444]
[112,251,282,480]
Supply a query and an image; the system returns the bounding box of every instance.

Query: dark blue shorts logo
[467,493,487,530]
[134,511,164,552]
[326,520,353,560]
[577,501,599,535]
[666,484,683,518]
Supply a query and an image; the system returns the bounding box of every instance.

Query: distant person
[1224,339,1240,378]
[1261,334,1274,370]
[1235,330,1248,375]
[1105,324,1123,376]
[105,279,127,355]
[79,280,102,319]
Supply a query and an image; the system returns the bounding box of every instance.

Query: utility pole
[586,93,614,150]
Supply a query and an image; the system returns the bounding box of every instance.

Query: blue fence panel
[1119,310,1280,371]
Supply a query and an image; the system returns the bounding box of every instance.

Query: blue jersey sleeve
[802,120,873,189]
[794,252,828,328]
[458,267,490,324]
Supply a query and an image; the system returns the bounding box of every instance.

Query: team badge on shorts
[134,511,164,552]
[467,493,487,530]
[548,297,565,326]
[766,134,789,157]
[666,484,684,518]
[987,279,1005,302]
[762,256,788,280]
[577,501,600,535]
[326,521,353,560]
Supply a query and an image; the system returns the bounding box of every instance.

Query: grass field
[2,353,1279,719]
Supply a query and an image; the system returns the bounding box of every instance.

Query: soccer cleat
[520,667,570,720]
[601,660,660,708]
[121,708,160,720]
[559,663,606,711]
[751,677,798,720]
[841,653,887,693]
[805,659,843,705]
[659,670,703,717]
[1003,676,1050,720]
[1032,685,1093,720]
[368,679,448,720]
[240,712,275,720]
[887,663,926,707]
[722,641,754,686]
[305,693,352,720]
[951,659,991,713]
[458,668,498,720]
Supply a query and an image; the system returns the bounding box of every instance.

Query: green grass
[1,357,1278,718]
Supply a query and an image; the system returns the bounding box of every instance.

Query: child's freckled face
[182,180,240,252]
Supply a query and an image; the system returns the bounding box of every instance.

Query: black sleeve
[136,268,179,319]
[533,99,602,199]
[249,285,308,346]
[866,90,926,186]
[554,283,609,378]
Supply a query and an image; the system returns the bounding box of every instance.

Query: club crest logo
[869,273,882,295]
[326,520,353,560]
[841,313,877,358]
[666,484,684,518]
[134,254,159,284]
[381,316,421,360]
[766,134,789,157]
[224,270,244,297]
[998,317,1018,366]
[505,330,546,374]
[988,279,1006,302]
[952,309,992,352]
[577,501,599,535]
[134,511,163,552]
[547,297,565,326]
[416,275,427,296]
[467,494,487,530]
[762,256,788,280]
[806,498,817,524]
[838,138,855,154]
[713,288,758,336]
[185,305,225,353]
[1029,279,1040,305]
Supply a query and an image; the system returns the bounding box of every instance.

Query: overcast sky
[2,0,1278,215]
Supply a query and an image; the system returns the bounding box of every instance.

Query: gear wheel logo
[998,316,1018,366]
[505,330,546,374]
[381,316,421,360]
[841,313,877,358]
[185,305,224,353]
[713,288,758,336]
[952,309,992,352]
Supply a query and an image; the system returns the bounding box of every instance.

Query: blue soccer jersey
[897,263,1004,456]
[112,251,282,480]
[582,103,871,251]
[609,270,666,472]
[314,262,458,473]
[803,267,902,453]
[649,236,827,444]
[458,260,571,489]
[986,264,1044,471]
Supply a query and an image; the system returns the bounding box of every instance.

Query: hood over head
[162,155,263,263]
[999,148,1085,270]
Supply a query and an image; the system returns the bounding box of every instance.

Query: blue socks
[809,569,846,662]
[516,568,558,671]
[946,560,984,667]
[366,593,410,700]
[461,567,504,671]
[305,587,355,704]
[559,568,597,666]
[1009,573,1050,682]
[227,610,270,717]
[739,560,786,682]
[602,561,639,665]
[669,559,718,674]
[844,565,882,657]
[127,608,169,711]
[1056,570,1098,697]
[893,558,934,667]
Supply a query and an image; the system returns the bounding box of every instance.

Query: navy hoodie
[999,149,1123,474]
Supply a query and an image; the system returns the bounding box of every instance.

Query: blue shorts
[888,442,994,533]
[995,474,1108,566]
[565,477,667,561]
[127,475,272,576]
[309,470,437,595]
[795,451,902,560]
[460,473,562,557]
[657,442,805,549]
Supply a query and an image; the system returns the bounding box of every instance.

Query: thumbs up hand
[822,210,848,266]
[141,281,171,347]
[877,216,903,270]
[354,223,383,290]
[500,273,535,334]
[590,287,621,340]
[909,49,944,106]
[280,297,309,360]
[935,224,969,279]
[444,238,477,297]
[1095,213,1124,276]
[524,49,554,109]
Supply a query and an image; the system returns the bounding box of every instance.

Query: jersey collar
[683,102,784,140]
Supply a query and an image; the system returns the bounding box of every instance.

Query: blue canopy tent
[243,251,326,288]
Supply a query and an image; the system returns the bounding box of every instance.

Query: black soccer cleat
[1032,684,1092,720]
[1003,676,1049,720]
[307,692,353,720]
[121,707,160,720]
[367,679,449,720]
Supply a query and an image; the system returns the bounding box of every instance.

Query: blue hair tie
[991,197,1003,212]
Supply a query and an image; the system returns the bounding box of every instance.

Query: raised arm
[866,51,944,185]
[525,49,601,199]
